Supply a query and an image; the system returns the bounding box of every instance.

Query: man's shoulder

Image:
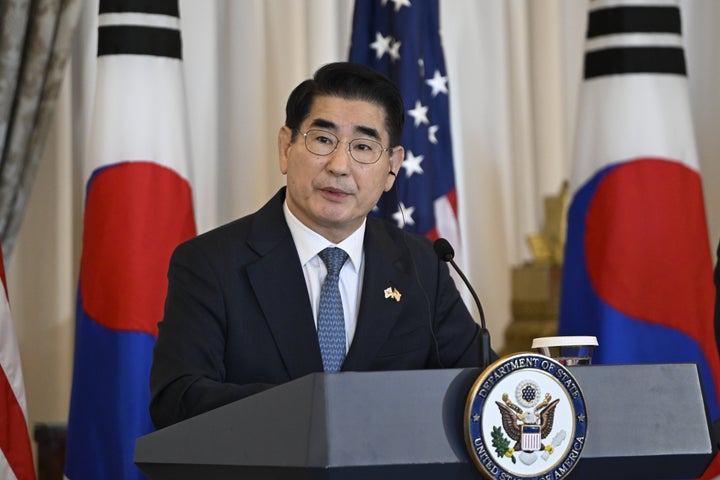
[365,216,435,257]
[173,214,254,264]
[177,189,287,254]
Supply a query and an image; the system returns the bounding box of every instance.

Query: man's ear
[278,126,293,174]
[384,145,404,191]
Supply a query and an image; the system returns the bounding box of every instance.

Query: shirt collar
[283,200,365,271]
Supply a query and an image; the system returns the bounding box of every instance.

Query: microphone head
[433,238,454,262]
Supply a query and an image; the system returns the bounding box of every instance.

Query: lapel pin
[384,286,402,302]
[392,287,402,302]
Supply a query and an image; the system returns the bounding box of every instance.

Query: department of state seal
[464,353,588,480]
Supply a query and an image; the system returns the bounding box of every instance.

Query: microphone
[433,238,492,370]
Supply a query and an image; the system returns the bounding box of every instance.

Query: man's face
[278,95,404,243]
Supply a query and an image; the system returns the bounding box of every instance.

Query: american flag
[349,0,460,246]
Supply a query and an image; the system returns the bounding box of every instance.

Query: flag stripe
[0,369,34,480]
[98,26,181,58]
[587,6,681,37]
[100,0,178,16]
[584,46,686,78]
[0,242,35,480]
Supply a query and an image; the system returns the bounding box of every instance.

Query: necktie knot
[319,247,348,277]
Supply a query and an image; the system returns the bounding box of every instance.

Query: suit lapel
[245,192,420,374]
[343,221,413,371]
[245,190,323,378]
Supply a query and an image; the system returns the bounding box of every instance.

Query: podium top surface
[136,368,480,468]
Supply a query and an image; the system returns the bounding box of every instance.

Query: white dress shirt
[283,201,365,352]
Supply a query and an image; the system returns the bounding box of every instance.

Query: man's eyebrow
[309,118,337,130]
[309,118,382,142]
[355,125,381,141]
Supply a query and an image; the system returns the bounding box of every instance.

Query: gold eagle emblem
[495,392,559,452]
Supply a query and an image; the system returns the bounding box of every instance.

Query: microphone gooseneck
[433,238,492,370]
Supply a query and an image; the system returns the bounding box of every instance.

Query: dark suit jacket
[150,188,482,429]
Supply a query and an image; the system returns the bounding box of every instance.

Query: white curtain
[10,0,720,433]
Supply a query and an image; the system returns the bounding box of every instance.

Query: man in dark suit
[149,62,486,429]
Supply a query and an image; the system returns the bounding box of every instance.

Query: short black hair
[284,62,405,147]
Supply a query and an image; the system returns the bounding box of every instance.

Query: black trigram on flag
[584,1,686,78]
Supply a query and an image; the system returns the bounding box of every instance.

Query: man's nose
[325,141,353,174]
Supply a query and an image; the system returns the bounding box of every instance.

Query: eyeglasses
[298,129,391,165]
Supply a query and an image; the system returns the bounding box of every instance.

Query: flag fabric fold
[64,0,196,478]
[349,0,460,246]
[559,1,720,477]
[0,244,35,480]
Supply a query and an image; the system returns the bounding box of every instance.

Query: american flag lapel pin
[392,287,402,302]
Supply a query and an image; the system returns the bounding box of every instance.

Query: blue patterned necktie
[317,247,349,373]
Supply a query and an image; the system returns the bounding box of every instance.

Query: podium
[135,364,716,479]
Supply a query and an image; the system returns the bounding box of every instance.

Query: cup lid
[531,335,598,348]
